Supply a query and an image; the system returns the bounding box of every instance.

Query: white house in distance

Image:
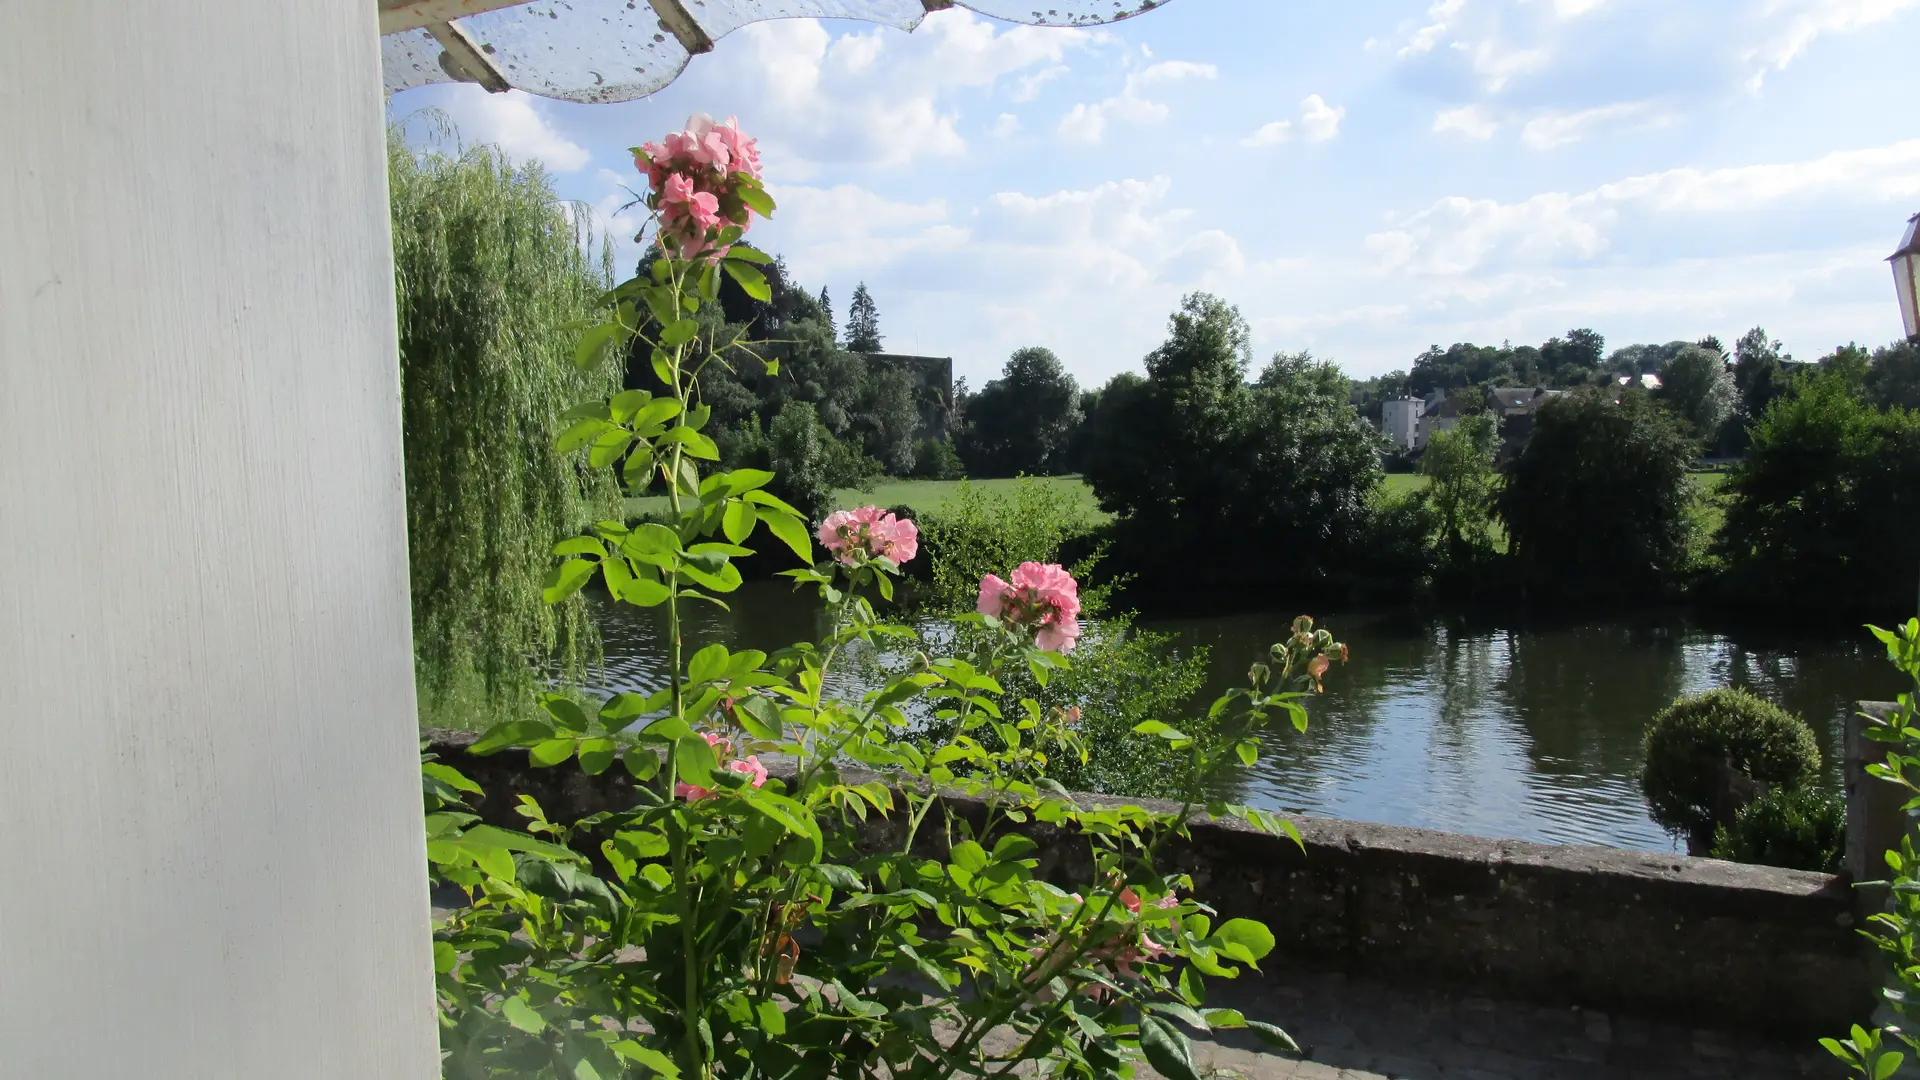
[1382,396,1425,450]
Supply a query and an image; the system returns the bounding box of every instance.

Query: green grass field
[624,474,1107,523]
[1380,473,1428,500]
[626,469,1736,537]
[833,475,1106,518]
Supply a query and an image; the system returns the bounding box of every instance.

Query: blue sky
[391,0,1920,386]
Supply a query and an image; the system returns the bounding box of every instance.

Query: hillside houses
[1372,386,1567,451]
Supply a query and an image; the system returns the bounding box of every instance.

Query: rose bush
[425,116,1346,1080]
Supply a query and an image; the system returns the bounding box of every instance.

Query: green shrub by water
[1710,785,1845,873]
[913,478,1213,799]
[1640,687,1821,847]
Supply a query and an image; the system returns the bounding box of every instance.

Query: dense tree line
[1040,290,1920,617]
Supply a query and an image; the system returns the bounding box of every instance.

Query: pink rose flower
[728,755,769,788]
[639,114,766,262]
[675,732,757,801]
[817,506,918,567]
[977,573,1013,617]
[976,562,1082,653]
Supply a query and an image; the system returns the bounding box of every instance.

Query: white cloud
[675,10,1100,174]
[1131,59,1219,85]
[433,90,590,173]
[1057,59,1216,145]
[1434,105,1499,140]
[991,113,1021,138]
[1013,65,1068,102]
[1458,38,1551,92]
[1241,121,1294,148]
[1241,94,1345,148]
[1520,100,1669,149]
[1298,94,1347,142]
[1368,139,1920,276]
[1748,0,1920,87]
[1399,0,1467,58]
[1553,0,1607,16]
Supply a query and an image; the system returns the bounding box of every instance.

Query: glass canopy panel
[382,27,458,94]
[380,0,1174,102]
[683,0,927,42]
[955,0,1166,26]
[455,0,692,104]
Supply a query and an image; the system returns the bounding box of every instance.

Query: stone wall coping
[424,728,1847,905]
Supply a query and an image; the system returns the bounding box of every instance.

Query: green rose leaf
[530,738,577,768]
[557,417,614,453]
[722,259,772,302]
[1214,918,1275,965]
[1138,1015,1201,1080]
[502,995,547,1034]
[675,733,719,786]
[661,318,699,347]
[577,738,616,775]
[542,559,598,605]
[688,643,730,684]
[573,321,621,371]
[723,500,757,545]
[469,720,556,755]
[759,511,813,565]
[541,694,591,733]
[1247,1020,1300,1054]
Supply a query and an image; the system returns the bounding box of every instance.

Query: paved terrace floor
[1147,968,1842,1080]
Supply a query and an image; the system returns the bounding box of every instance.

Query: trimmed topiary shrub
[1709,785,1845,872]
[1641,687,1821,851]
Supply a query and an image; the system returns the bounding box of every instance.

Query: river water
[587,584,1906,853]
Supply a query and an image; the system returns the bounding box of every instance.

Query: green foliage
[1867,339,1920,411]
[1082,295,1382,596]
[913,479,1211,799]
[914,478,1104,614]
[911,436,965,480]
[1658,343,1738,446]
[1416,413,1500,568]
[1639,687,1820,844]
[762,402,878,521]
[1708,784,1844,872]
[843,280,882,353]
[1498,388,1698,602]
[429,182,1337,1079]
[388,131,622,729]
[1824,619,1920,1079]
[1733,326,1791,427]
[1713,371,1920,615]
[956,346,1083,478]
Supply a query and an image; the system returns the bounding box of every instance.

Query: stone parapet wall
[425,729,1870,1038]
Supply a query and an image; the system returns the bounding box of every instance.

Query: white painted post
[0,1,439,1075]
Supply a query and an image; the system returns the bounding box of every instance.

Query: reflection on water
[587,584,1904,853]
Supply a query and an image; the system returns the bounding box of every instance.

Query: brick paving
[1148,969,1843,1080]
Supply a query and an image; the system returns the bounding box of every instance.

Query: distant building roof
[1488,386,1547,412]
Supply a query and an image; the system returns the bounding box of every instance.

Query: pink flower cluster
[674,731,768,802]
[817,506,918,567]
[1027,887,1183,1002]
[634,114,763,261]
[977,562,1081,653]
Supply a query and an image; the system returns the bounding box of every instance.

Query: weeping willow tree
[389,130,621,729]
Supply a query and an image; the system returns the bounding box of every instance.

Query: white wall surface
[0,1,439,1075]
